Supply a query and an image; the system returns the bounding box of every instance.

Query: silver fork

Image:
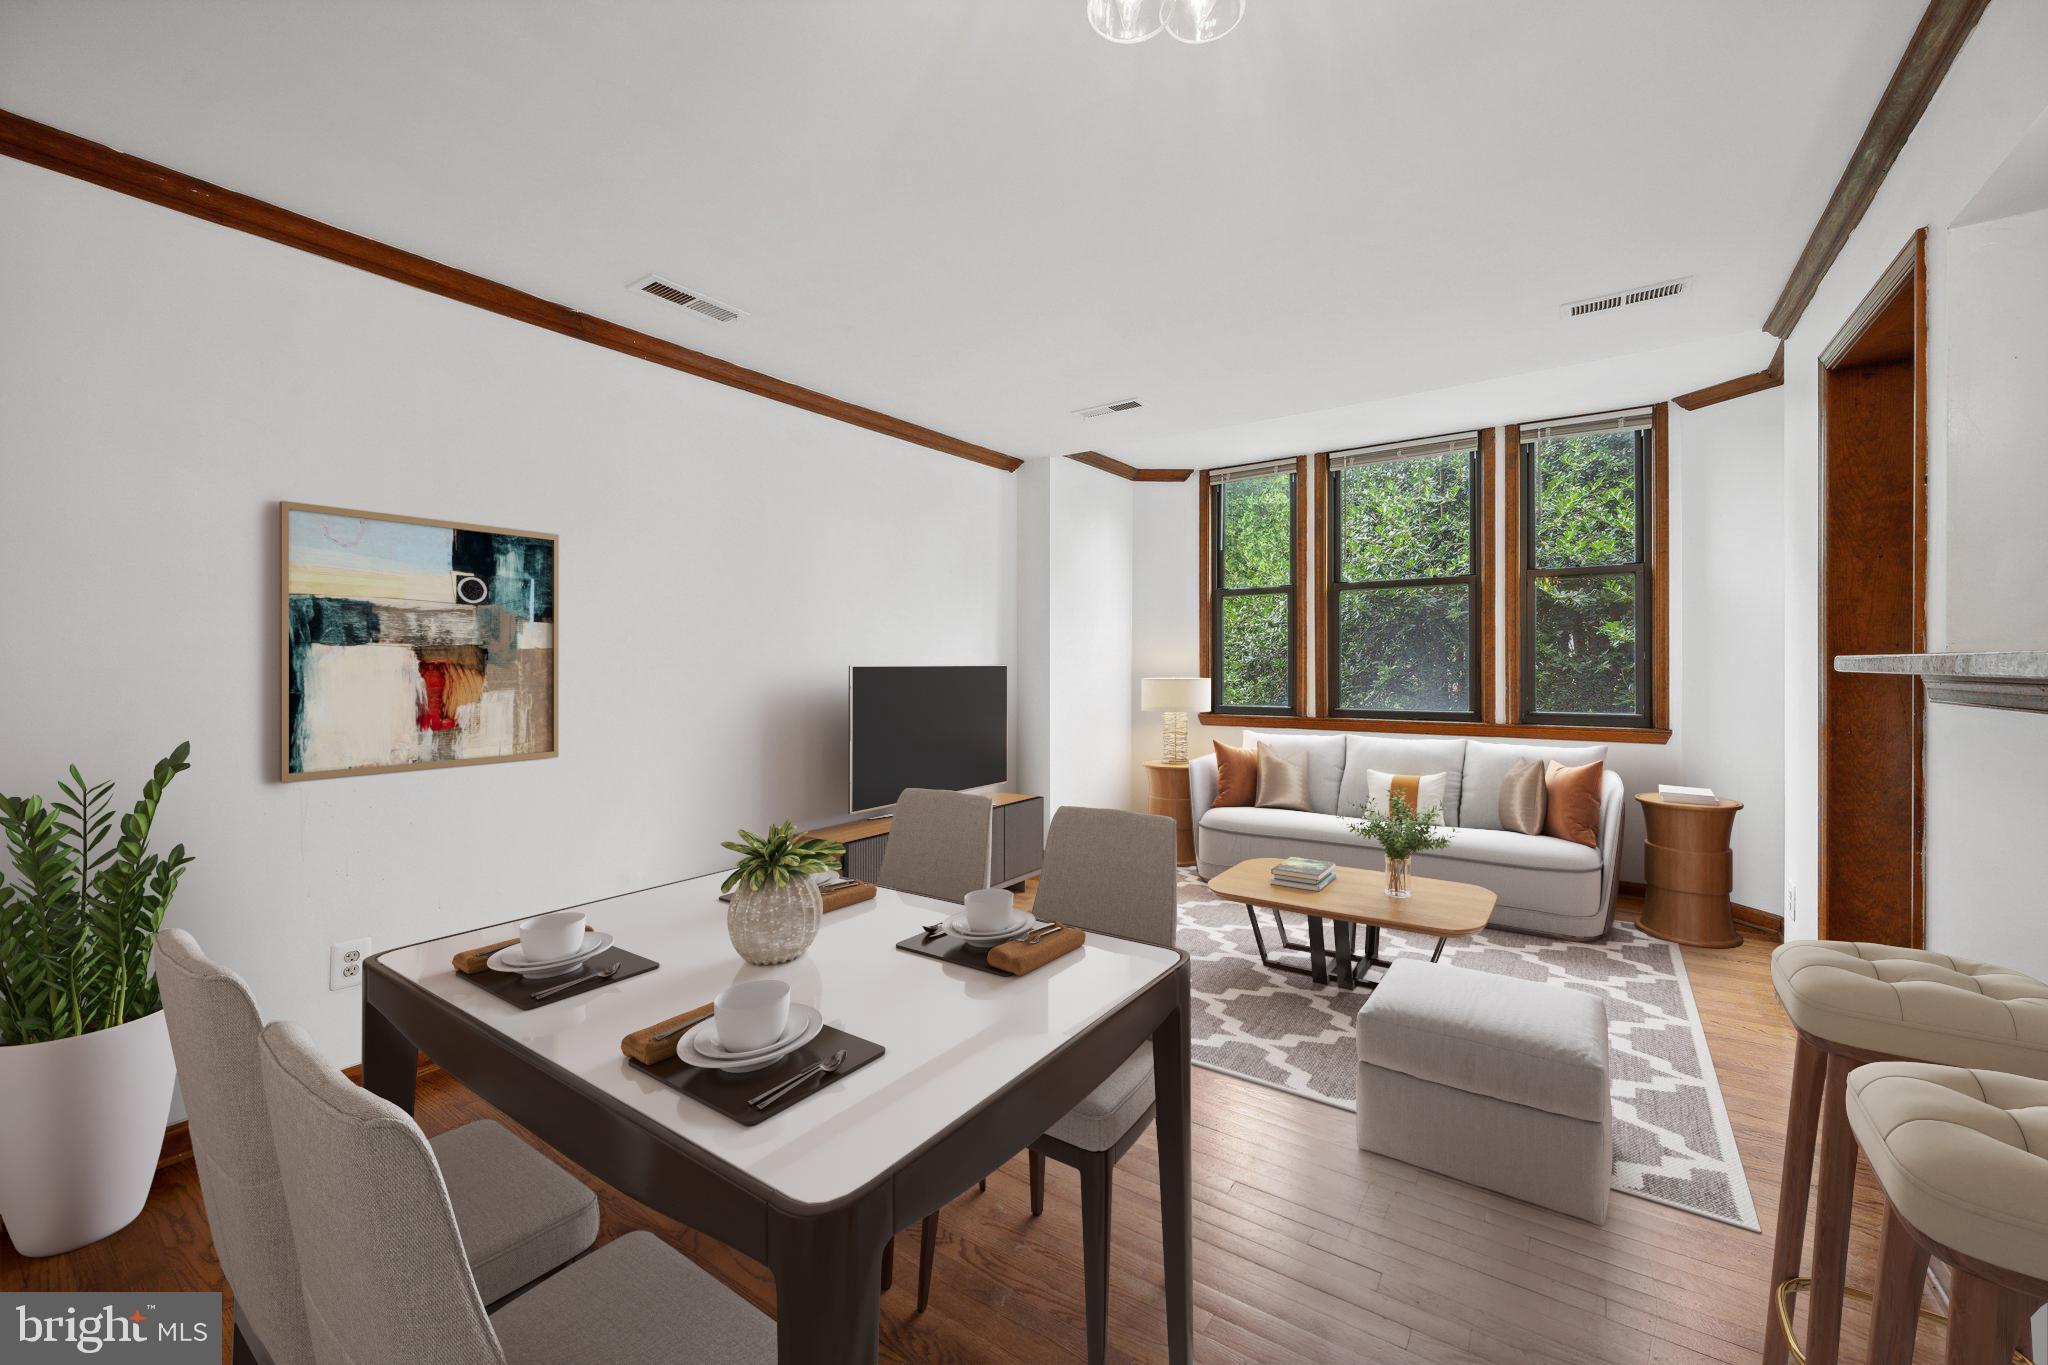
[530,963,618,1001]
[748,1049,849,1110]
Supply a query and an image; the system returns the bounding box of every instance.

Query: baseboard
[1618,881,1783,943]
[156,1051,439,1170]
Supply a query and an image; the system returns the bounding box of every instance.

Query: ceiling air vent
[1561,277,1691,320]
[630,273,745,323]
[1073,398,1144,419]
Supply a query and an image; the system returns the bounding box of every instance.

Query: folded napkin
[620,1002,714,1066]
[822,881,878,913]
[451,925,595,975]
[986,924,1084,976]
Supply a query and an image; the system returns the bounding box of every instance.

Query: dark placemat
[630,1025,884,1127]
[894,929,1022,977]
[459,946,659,1010]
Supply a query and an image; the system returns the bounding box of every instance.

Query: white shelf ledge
[1834,651,2048,713]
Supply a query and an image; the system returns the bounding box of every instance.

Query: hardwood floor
[1,898,1956,1363]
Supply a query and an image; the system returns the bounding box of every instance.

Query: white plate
[678,1005,824,1073]
[486,932,615,979]
[944,910,1034,945]
[695,1010,815,1061]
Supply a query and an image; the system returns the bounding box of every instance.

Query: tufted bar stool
[1845,1063,2046,1365]
[1765,942,2048,1365]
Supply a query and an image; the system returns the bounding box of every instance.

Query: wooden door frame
[1816,229,1928,945]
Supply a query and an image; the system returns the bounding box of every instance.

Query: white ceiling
[1,0,1923,467]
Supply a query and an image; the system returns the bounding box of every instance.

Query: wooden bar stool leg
[1765,1035,1828,1365]
[1868,1201,1931,1365]
[1945,1271,2025,1365]
[1805,1051,1860,1365]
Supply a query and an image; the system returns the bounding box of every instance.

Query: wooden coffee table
[1208,858,1497,991]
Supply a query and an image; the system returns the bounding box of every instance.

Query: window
[1204,459,1302,714]
[1515,408,1659,726]
[1324,434,1484,720]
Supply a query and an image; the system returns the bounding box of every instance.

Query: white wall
[0,158,1018,1068]
[1779,0,2048,942]
[1677,391,1788,912]
[1121,398,1790,906]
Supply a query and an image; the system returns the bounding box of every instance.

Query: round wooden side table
[1634,793,1744,948]
[1145,760,1195,866]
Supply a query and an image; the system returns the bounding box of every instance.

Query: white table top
[373,875,1182,1207]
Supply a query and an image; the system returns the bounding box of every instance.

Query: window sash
[1210,468,1298,715]
[1518,428,1652,725]
[1325,447,1483,720]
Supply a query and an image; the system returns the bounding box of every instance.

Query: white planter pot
[0,1009,176,1257]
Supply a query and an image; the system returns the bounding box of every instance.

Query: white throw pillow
[1336,735,1467,825]
[1360,768,1448,821]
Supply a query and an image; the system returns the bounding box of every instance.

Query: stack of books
[1271,856,1336,891]
[1658,784,1719,805]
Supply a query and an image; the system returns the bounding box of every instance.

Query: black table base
[1245,907,1446,990]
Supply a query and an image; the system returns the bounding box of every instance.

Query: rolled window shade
[1328,432,1479,469]
[1208,457,1298,483]
[1520,408,1652,444]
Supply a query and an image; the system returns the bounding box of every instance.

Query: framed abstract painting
[280,503,558,780]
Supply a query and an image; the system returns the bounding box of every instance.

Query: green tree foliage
[1529,433,1641,715]
[1214,432,1646,719]
[1217,474,1293,708]
[0,745,194,1046]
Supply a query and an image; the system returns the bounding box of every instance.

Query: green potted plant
[0,743,193,1256]
[1347,792,1450,899]
[720,820,845,965]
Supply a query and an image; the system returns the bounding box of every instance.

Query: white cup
[714,979,791,1052]
[964,887,1015,934]
[518,909,586,961]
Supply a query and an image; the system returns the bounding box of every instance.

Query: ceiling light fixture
[1160,0,1244,43]
[1089,0,1244,45]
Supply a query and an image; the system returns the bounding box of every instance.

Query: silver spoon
[530,963,618,1001]
[748,1049,849,1110]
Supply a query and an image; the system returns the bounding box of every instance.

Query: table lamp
[1140,676,1211,764]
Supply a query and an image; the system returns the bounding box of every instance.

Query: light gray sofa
[1190,731,1625,939]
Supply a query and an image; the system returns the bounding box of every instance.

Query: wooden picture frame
[279,501,559,781]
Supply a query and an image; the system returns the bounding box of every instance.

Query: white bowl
[714,979,792,1053]
[518,909,586,961]
[963,887,1015,934]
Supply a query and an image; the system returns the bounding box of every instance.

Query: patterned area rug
[1177,872,1760,1230]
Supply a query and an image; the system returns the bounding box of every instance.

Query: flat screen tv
[848,666,1007,815]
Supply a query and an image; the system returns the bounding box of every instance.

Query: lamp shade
[1141,676,1212,712]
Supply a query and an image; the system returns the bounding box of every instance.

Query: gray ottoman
[1356,960,1612,1222]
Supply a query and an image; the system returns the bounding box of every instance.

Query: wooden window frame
[1198,457,1309,718]
[1316,431,1493,725]
[1506,403,1670,734]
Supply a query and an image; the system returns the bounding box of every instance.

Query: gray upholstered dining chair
[876,787,993,903]
[256,1017,775,1365]
[908,806,1177,1363]
[154,929,601,1364]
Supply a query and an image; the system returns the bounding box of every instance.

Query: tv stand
[808,793,1043,889]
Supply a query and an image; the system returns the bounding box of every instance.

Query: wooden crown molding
[1065,451,1193,482]
[1762,0,1991,339]
[1672,342,1786,411]
[0,108,1023,473]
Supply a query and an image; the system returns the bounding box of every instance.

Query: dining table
[362,873,1194,1365]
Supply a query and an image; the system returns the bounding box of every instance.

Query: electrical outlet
[329,937,371,991]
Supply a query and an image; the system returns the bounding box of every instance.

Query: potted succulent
[720,820,845,965]
[0,743,193,1256]
[1347,791,1450,899]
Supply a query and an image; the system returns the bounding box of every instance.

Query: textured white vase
[0,1009,176,1257]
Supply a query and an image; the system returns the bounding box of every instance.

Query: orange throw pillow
[1543,759,1605,848]
[1212,740,1258,807]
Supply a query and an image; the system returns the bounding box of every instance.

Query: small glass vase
[1384,855,1413,899]
[727,877,823,965]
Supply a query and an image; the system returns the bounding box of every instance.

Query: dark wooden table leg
[1333,921,1356,990]
[1152,967,1194,1365]
[1306,915,1328,985]
[361,986,418,1115]
[767,1191,891,1365]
